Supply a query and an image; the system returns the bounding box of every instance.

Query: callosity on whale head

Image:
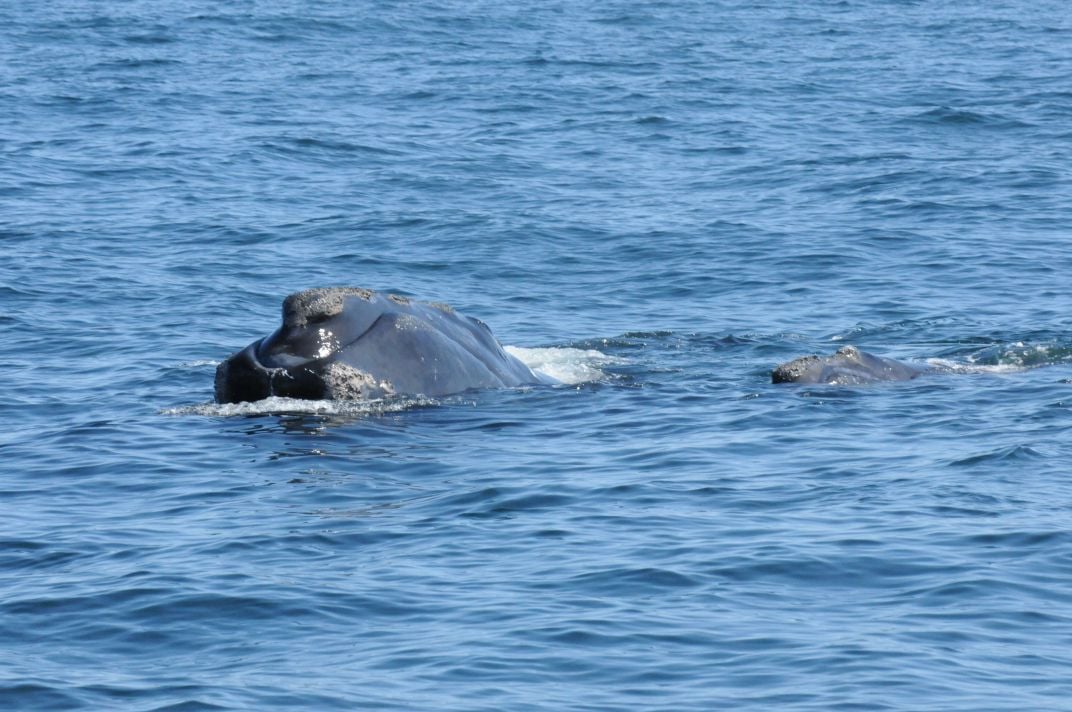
[215,287,544,403]
[771,345,925,385]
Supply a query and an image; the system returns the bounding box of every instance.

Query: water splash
[505,345,625,385]
[929,341,1072,374]
[161,395,437,417]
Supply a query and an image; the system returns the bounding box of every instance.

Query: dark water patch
[286,136,404,156]
[958,529,1072,551]
[0,684,82,711]
[420,486,581,521]
[905,106,1033,129]
[710,554,956,588]
[146,701,229,711]
[92,57,183,70]
[130,593,308,625]
[948,445,1044,467]
[122,31,176,45]
[0,539,86,571]
[461,492,575,519]
[563,567,702,596]
[4,587,176,617]
[925,504,1001,519]
[902,577,1072,606]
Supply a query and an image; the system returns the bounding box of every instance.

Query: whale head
[214,288,395,403]
[214,287,540,403]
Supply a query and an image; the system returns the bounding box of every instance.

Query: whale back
[772,345,923,385]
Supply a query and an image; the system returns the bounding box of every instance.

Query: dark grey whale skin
[215,288,545,403]
[772,345,926,385]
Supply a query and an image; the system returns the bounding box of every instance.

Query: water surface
[3,1,1072,709]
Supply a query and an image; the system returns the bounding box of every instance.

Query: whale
[215,287,547,403]
[771,345,926,385]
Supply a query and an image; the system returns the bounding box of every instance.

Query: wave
[161,395,437,418]
[929,341,1072,374]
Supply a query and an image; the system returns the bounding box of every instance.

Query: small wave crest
[949,444,1045,467]
[505,346,624,385]
[162,396,436,418]
[968,342,1072,368]
[929,342,1072,374]
[177,359,220,369]
[924,358,1028,376]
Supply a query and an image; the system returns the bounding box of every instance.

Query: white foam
[178,359,221,368]
[926,342,1071,375]
[924,358,1026,375]
[505,346,623,385]
[161,395,436,418]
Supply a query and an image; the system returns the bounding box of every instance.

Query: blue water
[3,1,1072,709]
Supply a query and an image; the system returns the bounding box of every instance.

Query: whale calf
[215,287,547,403]
[772,345,925,385]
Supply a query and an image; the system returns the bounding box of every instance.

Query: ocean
[3,1,1072,709]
